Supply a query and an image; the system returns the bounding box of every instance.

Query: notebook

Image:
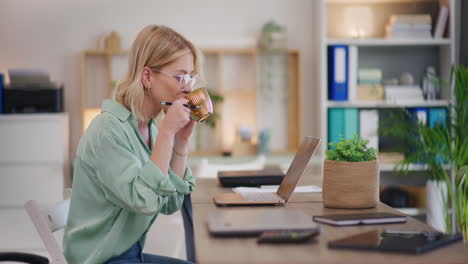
[207,209,319,236]
[313,213,407,226]
[328,229,463,254]
[212,137,320,206]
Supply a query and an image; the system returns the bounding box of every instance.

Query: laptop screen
[276,137,320,200]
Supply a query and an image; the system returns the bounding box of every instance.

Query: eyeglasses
[151,68,199,91]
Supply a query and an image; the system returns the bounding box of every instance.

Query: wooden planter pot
[322,159,379,209]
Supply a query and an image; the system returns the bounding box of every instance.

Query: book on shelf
[385,85,424,103]
[357,69,383,101]
[359,109,379,150]
[386,14,432,39]
[328,45,348,101]
[358,69,382,83]
[434,6,449,38]
[348,46,358,102]
[357,85,384,101]
[389,14,432,25]
[378,152,405,164]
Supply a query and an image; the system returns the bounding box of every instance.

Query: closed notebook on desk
[217,166,285,187]
[208,209,319,236]
[313,213,406,226]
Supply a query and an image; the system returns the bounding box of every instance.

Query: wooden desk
[192,179,468,264]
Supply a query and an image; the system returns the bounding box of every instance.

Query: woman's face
[148,52,195,105]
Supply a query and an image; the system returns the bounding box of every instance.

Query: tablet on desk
[313,212,406,226]
[328,230,463,254]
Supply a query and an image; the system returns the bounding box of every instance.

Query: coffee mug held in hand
[184,87,213,122]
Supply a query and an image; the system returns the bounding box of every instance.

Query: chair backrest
[24,188,71,264]
[196,155,266,178]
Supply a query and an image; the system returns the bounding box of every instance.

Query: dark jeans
[107,194,195,264]
[106,241,193,264]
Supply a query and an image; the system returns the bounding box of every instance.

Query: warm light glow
[83,108,101,132]
[343,6,374,39]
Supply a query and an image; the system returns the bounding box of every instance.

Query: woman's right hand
[160,98,191,136]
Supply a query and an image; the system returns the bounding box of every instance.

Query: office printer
[3,69,63,113]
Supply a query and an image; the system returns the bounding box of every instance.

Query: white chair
[144,211,187,260]
[24,189,71,264]
[195,155,266,178]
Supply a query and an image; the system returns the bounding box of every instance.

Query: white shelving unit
[326,38,452,46]
[319,0,457,157]
[319,0,458,223]
[326,100,449,108]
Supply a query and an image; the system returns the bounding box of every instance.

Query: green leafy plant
[204,91,224,129]
[379,66,468,236]
[327,135,377,162]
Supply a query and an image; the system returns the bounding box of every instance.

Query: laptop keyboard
[240,192,282,202]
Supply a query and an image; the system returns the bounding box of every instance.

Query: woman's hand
[160,98,191,136]
[175,119,195,142]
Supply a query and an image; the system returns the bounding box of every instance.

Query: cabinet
[0,113,69,258]
[81,48,301,155]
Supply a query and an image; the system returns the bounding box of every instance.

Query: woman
[64,25,199,264]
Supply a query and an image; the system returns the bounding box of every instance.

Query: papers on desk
[233,185,322,194]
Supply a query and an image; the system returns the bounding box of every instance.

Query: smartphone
[257,229,321,244]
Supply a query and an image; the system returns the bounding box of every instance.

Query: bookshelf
[319,0,456,157]
[80,48,301,156]
[192,48,301,156]
[319,0,457,218]
[80,49,128,131]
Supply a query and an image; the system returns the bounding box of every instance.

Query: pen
[160,101,202,109]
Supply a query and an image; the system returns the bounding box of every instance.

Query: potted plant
[323,135,379,209]
[381,66,468,239]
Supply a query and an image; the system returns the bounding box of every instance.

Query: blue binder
[344,108,359,139]
[409,107,428,124]
[429,108,448,164]
[429,108,447,128]
[328,45,349,101]
[328,108,345,147]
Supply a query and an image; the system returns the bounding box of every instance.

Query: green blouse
[63,99,194,264]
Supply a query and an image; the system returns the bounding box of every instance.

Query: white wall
[0,0,321,162]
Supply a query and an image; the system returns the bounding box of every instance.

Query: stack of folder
[357,69,384,101]
[385,14,432,39]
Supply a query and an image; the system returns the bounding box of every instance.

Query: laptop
[217,166,285,187]
[213,137,320,206]
[207,209,320,236]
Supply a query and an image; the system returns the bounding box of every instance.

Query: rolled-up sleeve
[168,167,195,194]
[94,129,177,216]
[160,166,195,215]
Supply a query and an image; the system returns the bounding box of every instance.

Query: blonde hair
[115,25,200,121]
